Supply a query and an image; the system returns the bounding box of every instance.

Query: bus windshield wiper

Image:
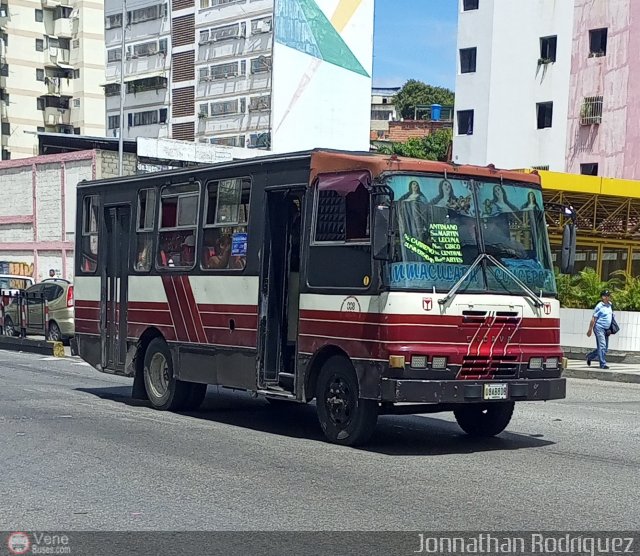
[484,254,544,308]
[438,253,486,306]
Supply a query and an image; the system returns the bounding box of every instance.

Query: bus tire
[454,402,515,437]
[182,383,207,411]
[4,316,18,337]
[143,337,190,411]
[315,355,378,446]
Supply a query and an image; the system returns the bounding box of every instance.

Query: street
[1,349,639,531]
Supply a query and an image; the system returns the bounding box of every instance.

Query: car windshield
[386,174,556,296]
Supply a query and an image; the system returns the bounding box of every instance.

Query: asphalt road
[0,349,639,531]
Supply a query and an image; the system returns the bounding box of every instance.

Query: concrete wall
[0,150,136,282]
[561,308,640,353]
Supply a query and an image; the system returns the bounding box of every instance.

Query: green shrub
[555,267,640,311]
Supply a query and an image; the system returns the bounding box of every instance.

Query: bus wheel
[143,338,190,410]
[315,355,378,446]
[4,316,17,337]
[454,402,515,437]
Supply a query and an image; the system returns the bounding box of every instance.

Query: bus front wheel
[315,355,378,446]
[454,402,515,437]
[143,337,191,411]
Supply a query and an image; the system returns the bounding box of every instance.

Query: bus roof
[77,149,541,189]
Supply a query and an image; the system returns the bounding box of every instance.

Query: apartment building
[0,0,105,159]
[370,86,399,140]
[103,0,171,139]
[105,0,374,152]
[453,0,640,180]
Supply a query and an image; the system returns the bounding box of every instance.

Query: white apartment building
[370,86,399,140]
[104,0,374,152]
[452,0,574,171]
[103,0,171,140]
[0,0,105,159]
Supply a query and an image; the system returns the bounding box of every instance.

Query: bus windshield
[386,174,556,296]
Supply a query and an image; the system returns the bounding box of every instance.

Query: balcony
[54,17,74,38]
[44,45,71,68]
[42,0,70,8]
[39,95,71,126]
[44,75,73,96]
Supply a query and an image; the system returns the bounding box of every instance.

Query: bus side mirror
[373,204,391,261]
[560,222,576,274]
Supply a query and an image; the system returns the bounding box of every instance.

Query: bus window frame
[132,187,157,274]
[310,171,373,247]
[200,176,251,273]
[79,194,100,275]
[155,182,201,272]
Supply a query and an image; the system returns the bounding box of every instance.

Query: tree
[394,79,455,120]
[376,128,452,162]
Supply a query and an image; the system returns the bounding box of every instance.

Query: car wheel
[4,316,18,337]
[315,355,378,446]
[143,337,191,410]
[454,402,515,437]
[47,322,62,342]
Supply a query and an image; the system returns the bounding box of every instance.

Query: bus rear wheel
[143,338,191,411]
[315,355,378,446]
[454,402,515,437]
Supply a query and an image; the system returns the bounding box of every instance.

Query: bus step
[257,389,295,400]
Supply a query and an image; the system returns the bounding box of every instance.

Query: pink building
[566,0,640,179]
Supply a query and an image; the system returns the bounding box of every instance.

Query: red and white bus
[74,150,574,446]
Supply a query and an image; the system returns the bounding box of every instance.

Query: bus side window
[157,183,200,270]
[308,171,372,289]
[201,177,251,271]
[135,188,156,272]
[81,195,99,273]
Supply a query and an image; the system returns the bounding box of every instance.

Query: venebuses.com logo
[5,531,71,555]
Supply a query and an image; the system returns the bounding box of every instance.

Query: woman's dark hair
[520,191,540,209]
[431,179,455,205]
[408,180,421,194]
[492,184,519,212]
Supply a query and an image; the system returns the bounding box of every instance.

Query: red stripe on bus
[199,312,258,331]
[127,309,174,327]
[128,323,177,342]
[161,276,189,342]
[180,275,207,344]
[172,276,198,343]
[198,303,258,315]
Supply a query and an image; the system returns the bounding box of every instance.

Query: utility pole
[118,0,126,176]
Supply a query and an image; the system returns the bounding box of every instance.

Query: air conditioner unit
[0,8,7,17]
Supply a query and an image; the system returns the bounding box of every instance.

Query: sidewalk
[565,359,640,384]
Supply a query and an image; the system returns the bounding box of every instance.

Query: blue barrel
[431,104,442,121]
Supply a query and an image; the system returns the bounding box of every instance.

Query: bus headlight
[545,357,559,369]
[528,357,544,370]
[431,356,448,370]
[410,355,427,369]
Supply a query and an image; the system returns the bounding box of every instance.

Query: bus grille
[459,356,519,378]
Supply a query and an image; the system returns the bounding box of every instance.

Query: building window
[580,163,598,176]
[539,36,557,63]
[463,0,479,10]
[35,9,43,22]
[127,4,167,25]
[73,98,80,108]
[457,110,474,135]
[73,127,80,134]
[73,69,80,79]
[250,56,271,74]
[536,102,553,129]
[248,95,271,111]
[36,68,45,81]
[1,148,10,160]
[251,16,272,34]
[580,96,603,125]
[108,115,120,129]
[36,39,44,52]
[37,126,45,133]
[459,47,477,73]
[0,63,7,77]
[589,28,607,57]
[159,108,167,123]
[53,6,72,20]
[1,122,9,135]
[105,13,122,29]
[210,99,239,116]
[107,49,122,63]
[72,39,80,49]
[104,83,120,97]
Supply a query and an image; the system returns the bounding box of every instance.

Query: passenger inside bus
[202,229,247,270]
[157,231,196,268]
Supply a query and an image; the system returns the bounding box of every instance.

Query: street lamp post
[118,0,126,176]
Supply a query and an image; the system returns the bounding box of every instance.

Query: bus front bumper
[380,377,566,404]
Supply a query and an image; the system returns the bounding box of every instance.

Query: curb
[0,336,65,357]
[564,368,640,384]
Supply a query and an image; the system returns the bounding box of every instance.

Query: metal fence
[0,289,49,338]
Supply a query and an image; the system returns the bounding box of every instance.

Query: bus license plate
[484,383,508,400]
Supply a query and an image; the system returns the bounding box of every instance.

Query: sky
[372,0,458,90]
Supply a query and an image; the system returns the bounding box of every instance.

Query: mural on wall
[0,261,34,277]
[271,0,374,152]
